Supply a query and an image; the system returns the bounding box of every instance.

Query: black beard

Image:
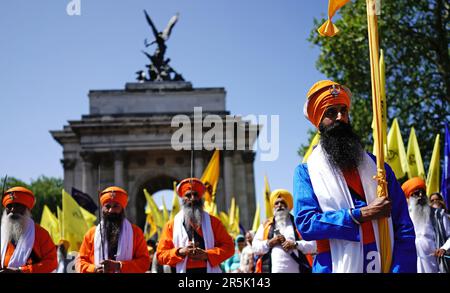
[103,211,124,259]
[319,121,364,172]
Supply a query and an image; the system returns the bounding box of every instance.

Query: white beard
[274,209,290,230]
[408,196,431,236]
[1,209,31,244]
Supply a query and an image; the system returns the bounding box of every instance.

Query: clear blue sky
[0,0,328,216]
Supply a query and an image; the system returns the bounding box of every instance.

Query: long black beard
[103,211,125,259]
[182,199,203,234]
[319,121,364,172]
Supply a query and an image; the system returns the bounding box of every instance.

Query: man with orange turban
[0,187,57,273]
[157,178,234,273]
[294,80,416,273]
[253,189,316,273]
[77,186,150,273]
[402,177,450,273]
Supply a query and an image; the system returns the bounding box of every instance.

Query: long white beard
[274,209,290,230]
[182,203,203,228]
[1,209,31,243]
[408,196,431,236]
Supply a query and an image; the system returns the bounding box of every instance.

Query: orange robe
[157,214,234,270]
[77,224,150,273]
[2,224,57,273]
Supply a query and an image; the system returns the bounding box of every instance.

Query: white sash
[94,219,133,266]
[307,144,394,273]
[1,218,35,268]
[173,210,221,273]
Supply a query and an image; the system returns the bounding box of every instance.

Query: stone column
[114,150,125,188]
[194,151,204,178]
[242,151,256,229]
[223,151,234,210]
[60,158,76,194]
[80,151,94,197]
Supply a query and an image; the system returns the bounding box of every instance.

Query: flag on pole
[62,189,90,252]
[143,189,163,229]
[71,187,98,214]
[201,149,220,203]
[303,133,320,163]
[406,127,426,179]
[251,203,261,232]
[263,175,272,220]
[80,206,97,228]
[40,205,60,244]
[426,134,441,196]
[386,118,408,179]
[318,0,351,37]
[161,196,169,224]
[442,122,450,209]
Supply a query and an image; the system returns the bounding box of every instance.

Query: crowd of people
[0,80,448,273]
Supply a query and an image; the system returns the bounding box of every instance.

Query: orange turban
[401,177,426,199]
[303,80,352,128]
[269,189,293,211]
[2,186,36,210]
[177,178,206,198]
[100,186,128,208]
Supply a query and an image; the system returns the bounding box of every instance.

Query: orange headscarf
[100,186,128,208]
[2,186,36,210]
[176,178,206,198]
[401,177,426,199]
[304,80,352,128]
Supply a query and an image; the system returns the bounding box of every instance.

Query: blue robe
[293,153,417,273]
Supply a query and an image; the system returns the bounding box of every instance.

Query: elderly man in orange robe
[1,187,57,273]
[77,186,150,273]
[157,178,234,273]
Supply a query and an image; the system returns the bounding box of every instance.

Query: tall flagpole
[366,0,392,273]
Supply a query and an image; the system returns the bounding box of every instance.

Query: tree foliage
[300,0,449,167]
[1,176,63,220]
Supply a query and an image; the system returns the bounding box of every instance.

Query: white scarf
[173,210,221,273]
[1,218,35,268]
[94,219,133,266]
[307,144,394,273]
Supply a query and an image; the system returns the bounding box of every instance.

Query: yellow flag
[318,0,351,37]
[57,206,63,240]
[162,196,169,224]
[201,149,220,203]
[218,211,229,231]
[170,181,180,221]
[62,189,90,252]
[251,203,261,232]
[40,205,60,244]
[406,127,426,179]
[303,133,320,163]
[263,175,272,219]
[386,119,408,179]
[80,206,97,228]
[372,49,388,156]
[144,213,157,241]
[426,134,441,196]
[144,189,163,229]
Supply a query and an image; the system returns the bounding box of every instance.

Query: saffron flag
[162,196,169,224]
[201,149,220,203]
[406,127,425,179]
[372,49,388,156]
[62,189,90,252]
[251,203,261,232]
[442,122,450,209]
[318,0,351,37]
[40,205,60,244]
[386,118,408,179]
[303,133,320,163]
[426,134,441,196]
[264,175,272,219]
[144,189,163,229]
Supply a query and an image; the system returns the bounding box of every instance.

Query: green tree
[0,176,63,220]
[301,0,449,167]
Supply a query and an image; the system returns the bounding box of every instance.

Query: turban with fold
[100,186,128,208]
[401,177,426,199]
[176,178,206,198]
[269,189,293,211]
[2,186,36,210]
[304,80,352,128]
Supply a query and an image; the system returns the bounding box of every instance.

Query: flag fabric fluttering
[170,181,180,221]
[62,189,90,252]
[386,118,408,179]
[303,133,320,163]
[318,0,351,37]
[40,205,60,244]
[251,203,261,232]
[143,189,163,234]
[442,122,450,209]
[406,127,426,179]
[263,175,272,220]
[201,149,220,203]
[426,134,441,196]
[71,187,98,214]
